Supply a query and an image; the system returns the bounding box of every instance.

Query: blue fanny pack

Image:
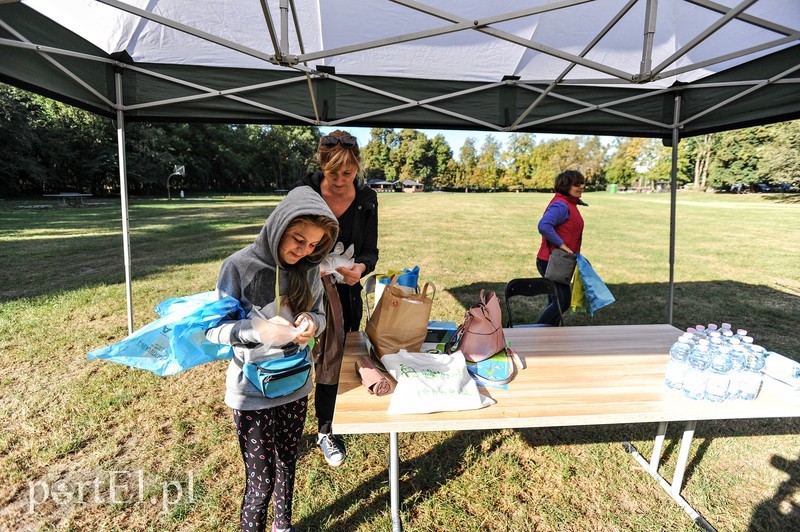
[234,343,312,399]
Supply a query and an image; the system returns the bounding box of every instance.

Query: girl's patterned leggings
[233,397,307,532]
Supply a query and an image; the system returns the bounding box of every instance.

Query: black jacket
[294,171,379,330]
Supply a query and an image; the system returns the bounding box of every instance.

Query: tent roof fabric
[1,0,799,139]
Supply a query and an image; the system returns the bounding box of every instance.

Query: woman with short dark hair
[535,170,587,325]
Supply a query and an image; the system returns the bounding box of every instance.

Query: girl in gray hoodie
[206,186,338,532]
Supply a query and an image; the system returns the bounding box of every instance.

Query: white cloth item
[380,350,494,415]
[320,242,355,284]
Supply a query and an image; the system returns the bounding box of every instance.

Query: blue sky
[320,126,615,160]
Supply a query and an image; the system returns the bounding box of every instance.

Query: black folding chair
[504,277,562,328]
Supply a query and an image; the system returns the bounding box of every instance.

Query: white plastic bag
[320,242,355,283]
[380,350,494,414]
[252,315,308,348]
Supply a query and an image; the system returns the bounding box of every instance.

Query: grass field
[1,190,799,531]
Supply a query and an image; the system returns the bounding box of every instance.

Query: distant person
[294,130,379,467]
[535,170,587,325]
[205,187,339,532]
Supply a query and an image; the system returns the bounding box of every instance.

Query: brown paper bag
[365,276,435,357]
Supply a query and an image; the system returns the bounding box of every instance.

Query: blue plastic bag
[377,265,420,290]
[576,254,615,316]
[87,291,244,376]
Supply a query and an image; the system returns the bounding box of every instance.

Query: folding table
[334,324,800,531]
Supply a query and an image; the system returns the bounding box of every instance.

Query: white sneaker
[317,433,345,467]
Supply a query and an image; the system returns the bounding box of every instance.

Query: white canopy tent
[1,0,799,333]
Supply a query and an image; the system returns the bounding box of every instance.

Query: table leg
[389,431,402,532]
[623,421,715,531]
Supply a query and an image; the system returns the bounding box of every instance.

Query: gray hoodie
[206,186,338,410]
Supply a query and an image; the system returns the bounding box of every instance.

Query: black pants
[314,382,338,434]
[233,398,307,532]
[536,258,570,326]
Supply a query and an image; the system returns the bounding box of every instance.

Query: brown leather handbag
[313,273,346,385]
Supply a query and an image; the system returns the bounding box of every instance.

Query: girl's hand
[293,314,316,345]
[336,262,367,286]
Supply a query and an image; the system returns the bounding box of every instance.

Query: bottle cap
[707,323,718,330]
[736,329,747,335]
[742,336,754,344]
[721,322,732,329]
[696,325,706,331]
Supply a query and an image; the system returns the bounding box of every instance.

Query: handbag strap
[466,346,523,386]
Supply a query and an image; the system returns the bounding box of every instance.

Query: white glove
[252,315,308,347]
[320,242,355,283]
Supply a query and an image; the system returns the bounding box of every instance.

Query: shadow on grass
[748,453,800,532]
[296,418,800,530]
[0,199,282,301]
[296,430,507,530]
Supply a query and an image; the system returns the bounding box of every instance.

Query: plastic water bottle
[693,325,708,343]
[683,342,711,400]
[740,345,766,400]
[733,329,749,342]
[719,322,732,333]
[704,345,732,402]
[721,329,734,344]
[727,341,746,400]
[665,335,692,390]
[707,323,719,334]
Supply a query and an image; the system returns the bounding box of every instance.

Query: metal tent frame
[1,0,798,332]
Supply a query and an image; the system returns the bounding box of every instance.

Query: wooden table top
[333,324,800,434]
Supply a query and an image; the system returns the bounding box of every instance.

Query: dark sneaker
[317,433,345,467]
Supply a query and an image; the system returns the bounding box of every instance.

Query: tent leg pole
[668,94,681,325]
[389,431,402,531]
[115,70,134,334]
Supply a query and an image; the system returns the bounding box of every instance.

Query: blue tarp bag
[576,254,616,316]
[87,291,244,376]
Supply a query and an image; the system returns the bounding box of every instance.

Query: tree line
[1,84,797,197]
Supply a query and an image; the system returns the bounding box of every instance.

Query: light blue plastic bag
[87,291,244,376]
[576,254,616,316]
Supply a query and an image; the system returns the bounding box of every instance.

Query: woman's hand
[559,244,575,254]
[293,313,316,345]
[335,262,367,286]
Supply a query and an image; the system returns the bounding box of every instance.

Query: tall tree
[0,85,48,194]
[457,137,478,188]
[687,133,714,190]
[756,120,800,188]
[361,127,396,181]
[708,126,772,188]
[474,134,503,189]
[605,138,644,186]
[501,133,537,189]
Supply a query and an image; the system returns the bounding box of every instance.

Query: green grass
[1,191,799,531]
